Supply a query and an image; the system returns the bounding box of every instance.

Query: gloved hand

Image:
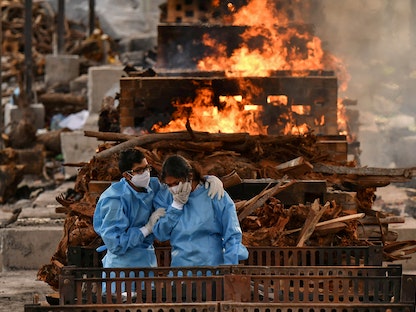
[205,175,225,200]
[171,181,192,206]
[144,208,166,233]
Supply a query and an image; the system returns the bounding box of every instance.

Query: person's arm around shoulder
[204,175,225,200]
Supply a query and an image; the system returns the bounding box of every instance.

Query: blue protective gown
[93,177,162,268]
[153,183,248,267]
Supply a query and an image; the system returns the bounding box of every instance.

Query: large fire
[153,87,268,134]
[153,0,350,137]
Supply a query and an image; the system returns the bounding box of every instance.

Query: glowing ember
[292,105,311,115]
[289,123,310,135]
[268,95,288,106]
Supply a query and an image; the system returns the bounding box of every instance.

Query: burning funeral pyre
[37,0,416,290]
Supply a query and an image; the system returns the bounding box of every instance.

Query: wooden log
[313,222,347,235]
[148,140,223,153]
[84,130,135,142]
[0,164,25,204]
[296,199,329,247]
[92,131,250,160]
[383,240,416,254]
[383,240,416,261]
[39,92,86,106]
[221,170,242,189]
[37,128,72,155]
[360,215,405,225]
[284,213,366,235]
[276,156,313,176]
[15,145,45,175]
[92,132,195,160]
[313,163,416,179]
[237,176,295,221]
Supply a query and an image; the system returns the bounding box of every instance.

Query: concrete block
[83,112,99,132]
[60,130,98,179]
[0,226,63,271]
[45,54,80,86]
[4,103,45,133]
[88,65,124,116]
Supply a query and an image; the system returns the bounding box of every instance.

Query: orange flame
[197,0,332,77]
[152,86,268,135]
[153,0,352,137]
[337,98,355,142]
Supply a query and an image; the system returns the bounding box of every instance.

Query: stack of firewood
[36,130,416,290]
[1,0,115,96]
[1,0,52,84]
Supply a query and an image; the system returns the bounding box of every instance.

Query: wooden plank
[313,163,416,177]
[276,156,313,176]
[284,213,365,235]
[296,199,329,246]
[360,215,405,225]
[237,176,295,221]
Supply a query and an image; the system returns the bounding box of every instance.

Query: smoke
[303,0,416,167]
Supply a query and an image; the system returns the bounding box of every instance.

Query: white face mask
[129,170,150,189]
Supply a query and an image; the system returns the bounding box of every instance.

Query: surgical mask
[129,170,150,188]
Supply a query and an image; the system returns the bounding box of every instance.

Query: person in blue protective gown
[153,154,249,267]
[93,148,165,270]
[93,148,165,299]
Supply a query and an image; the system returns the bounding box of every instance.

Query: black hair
[161,155,202,182]
[118,149,145,173]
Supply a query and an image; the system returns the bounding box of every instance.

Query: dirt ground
[0,179,69,312]
[0,270,55,312]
